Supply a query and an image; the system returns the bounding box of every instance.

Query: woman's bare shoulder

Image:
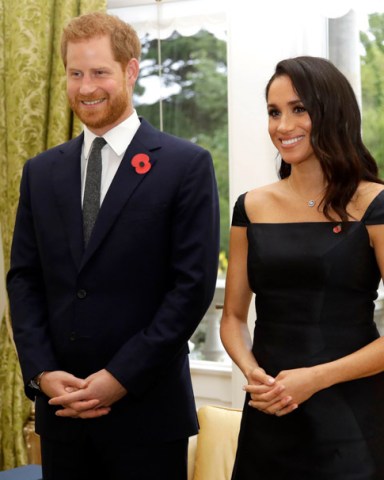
[245,181,282,201]
[350,181,384,219]
[244,181,285,222]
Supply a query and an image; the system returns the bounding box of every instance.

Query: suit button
[69,332,76,341]
[77,289,87,299]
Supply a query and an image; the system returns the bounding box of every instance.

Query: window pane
[135,30,230,362]
[135,30,229,262]
[360,12,384,175]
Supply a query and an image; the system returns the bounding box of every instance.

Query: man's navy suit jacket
[7,118,220,445]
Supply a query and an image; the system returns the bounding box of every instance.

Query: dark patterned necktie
[83,137,106,246]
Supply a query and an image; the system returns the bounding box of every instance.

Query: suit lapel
[80,119,161,269]
[52,135,84,269]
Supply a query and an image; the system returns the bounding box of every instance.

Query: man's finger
[49,390,90,405]
[78,408,111,419]
[55,405,111,418]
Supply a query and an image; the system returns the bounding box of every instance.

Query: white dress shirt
[81,110,141,205]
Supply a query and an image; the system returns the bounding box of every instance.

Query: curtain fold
[0,0,106,470]
[108,0,227,40]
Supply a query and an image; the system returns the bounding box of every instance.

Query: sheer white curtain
[108,0,381,39]
[108,0,226,39]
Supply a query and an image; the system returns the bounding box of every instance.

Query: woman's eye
[294,105,306,113]
[268,109,280,118]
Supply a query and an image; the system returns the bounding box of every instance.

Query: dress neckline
[243,189,384,226]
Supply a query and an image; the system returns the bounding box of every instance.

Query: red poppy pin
[131,153,151,174]
[333,224,342,234]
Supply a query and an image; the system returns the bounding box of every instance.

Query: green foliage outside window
[360,13,384,176]
[134,30,229,259]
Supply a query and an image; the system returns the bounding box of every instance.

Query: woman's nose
[277,113,294,132]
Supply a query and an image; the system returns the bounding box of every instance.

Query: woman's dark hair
[265,56,383,221]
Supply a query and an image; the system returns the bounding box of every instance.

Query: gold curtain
[0,0,106,470]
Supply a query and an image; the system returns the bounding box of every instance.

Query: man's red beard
[69,89,129,130]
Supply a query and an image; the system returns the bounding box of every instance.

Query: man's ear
[126,58,140,85]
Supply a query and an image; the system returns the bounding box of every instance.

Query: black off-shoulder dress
[231,191,384,480]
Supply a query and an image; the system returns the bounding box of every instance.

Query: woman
[220,56,384,479]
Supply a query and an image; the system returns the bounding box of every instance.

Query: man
[7,12,219,480]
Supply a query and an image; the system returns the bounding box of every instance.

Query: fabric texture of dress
[231,190,384,480]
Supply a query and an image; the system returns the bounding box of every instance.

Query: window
[109,0,230,363]
[360,11,384,174]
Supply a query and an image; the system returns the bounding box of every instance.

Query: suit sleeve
[7,161,59,398]
[105,148,220,396]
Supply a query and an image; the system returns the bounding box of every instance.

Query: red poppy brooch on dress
[333,224,342,234]
[131,153,151,174]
